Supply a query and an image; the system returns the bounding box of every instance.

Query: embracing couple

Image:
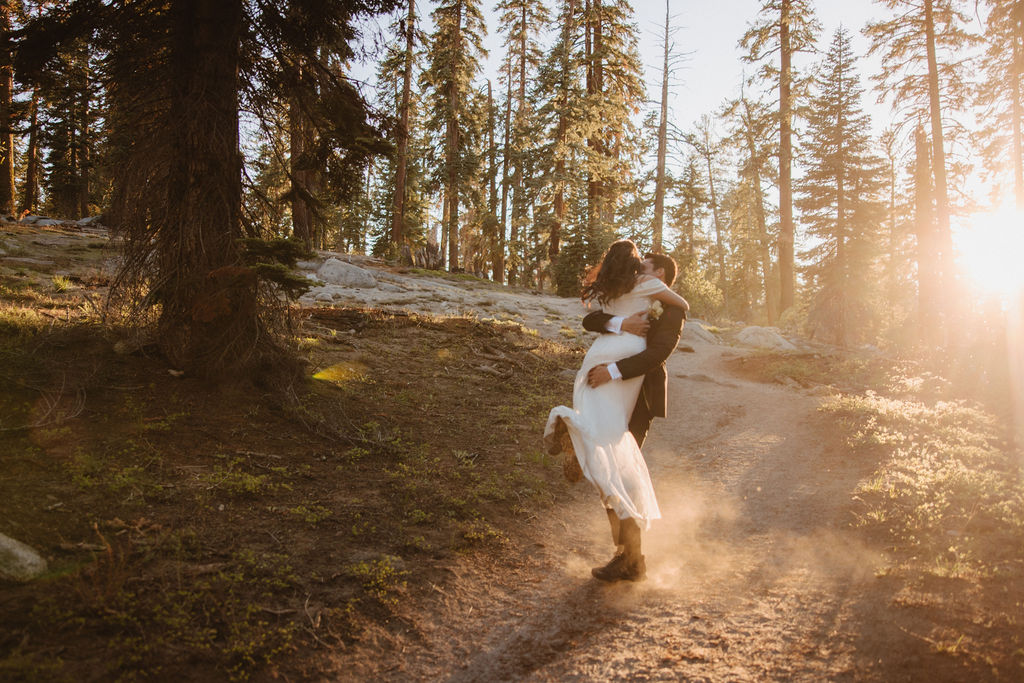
[544,240,688,583]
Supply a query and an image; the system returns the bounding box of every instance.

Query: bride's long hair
[580,240,642,306]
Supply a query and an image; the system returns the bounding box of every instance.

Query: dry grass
[0,286,579,680]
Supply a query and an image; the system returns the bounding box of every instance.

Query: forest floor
[1,222,1022,681]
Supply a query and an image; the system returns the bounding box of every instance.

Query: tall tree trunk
[508,2,529,286]
[0,0,14,216]
[914,124,940,347]
[652,0,670,253]
[550,0,576,268]
[836,165,847,346]
[586,0,604,245]
[289,94,314,249]
[440,191,449,267]
[923,0,955,306]
[20,90,38,215]
[551,133,565,261]
[778,0,794,317]
[498,72,511,283]
[835,40,846,346]
[445,3,463,271]
[358,160,373,253]
[79,88,90,218]
[161,0,249,371]
[391,0,416,255]
[885,136,898,329]
[743,99,778,322]
[1013,0,1024,208]
[704,146,726,305]
[487,80,500,278]
[69,120,79,218]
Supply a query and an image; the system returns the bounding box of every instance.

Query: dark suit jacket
[582,306,685,419]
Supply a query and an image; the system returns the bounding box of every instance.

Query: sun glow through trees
[955,204,1024,302]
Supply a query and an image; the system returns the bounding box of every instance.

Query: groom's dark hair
[645,252,678,287]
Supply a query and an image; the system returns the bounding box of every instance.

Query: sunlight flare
[955,204,1024,300]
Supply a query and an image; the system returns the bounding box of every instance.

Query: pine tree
[740,0,820,318]
[684,115,728,307]
[39,35,100,219]
[668,154,708,273]
[581,0,645,257]
[496,0,547,284]
[0,0,16,215]
[975,0,1024,207]
[454,84,490,274]
[796,28,886,346]
[723,87,779,322]
[389,0,419,257]
[878,127,918,340]
[719,180,768,322]
[245,125,292,239]
[535,0,586,295]
[652,0,681,253]
[423,0,486,271]
[29,0,402,374]
[866,0,981,344]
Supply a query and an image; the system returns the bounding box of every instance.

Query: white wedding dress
[544,275,666,528]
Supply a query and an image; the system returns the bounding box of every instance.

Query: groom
[581,252,686,582]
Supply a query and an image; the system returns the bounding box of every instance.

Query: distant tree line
[1,0,1021,371]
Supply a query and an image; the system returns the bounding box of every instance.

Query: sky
[354,1,912,137]
[630,0,882,131]
[475,0,888,136]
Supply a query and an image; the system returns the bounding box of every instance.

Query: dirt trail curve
[339,341,954,682]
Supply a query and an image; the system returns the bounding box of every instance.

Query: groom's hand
[621,311,649,336]
[587,364,612,388]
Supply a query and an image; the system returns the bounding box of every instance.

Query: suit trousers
[628,394,654,449]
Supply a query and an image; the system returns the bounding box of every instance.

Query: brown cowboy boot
[545,418,582,482]
[543,418,563,456]
[592,517,646,582]
[561,429,582,483]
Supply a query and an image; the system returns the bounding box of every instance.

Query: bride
[544,239,689,582]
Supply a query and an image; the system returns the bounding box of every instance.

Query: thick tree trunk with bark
[159,0,252,371]
[0,1,14,216]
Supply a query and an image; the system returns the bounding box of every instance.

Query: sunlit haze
[956,204,1024,300]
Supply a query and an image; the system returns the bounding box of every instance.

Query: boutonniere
[648,300,664,321]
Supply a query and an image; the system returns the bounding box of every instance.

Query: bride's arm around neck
[640,275,689,313]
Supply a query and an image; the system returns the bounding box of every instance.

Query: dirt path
[329,341,967,682]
